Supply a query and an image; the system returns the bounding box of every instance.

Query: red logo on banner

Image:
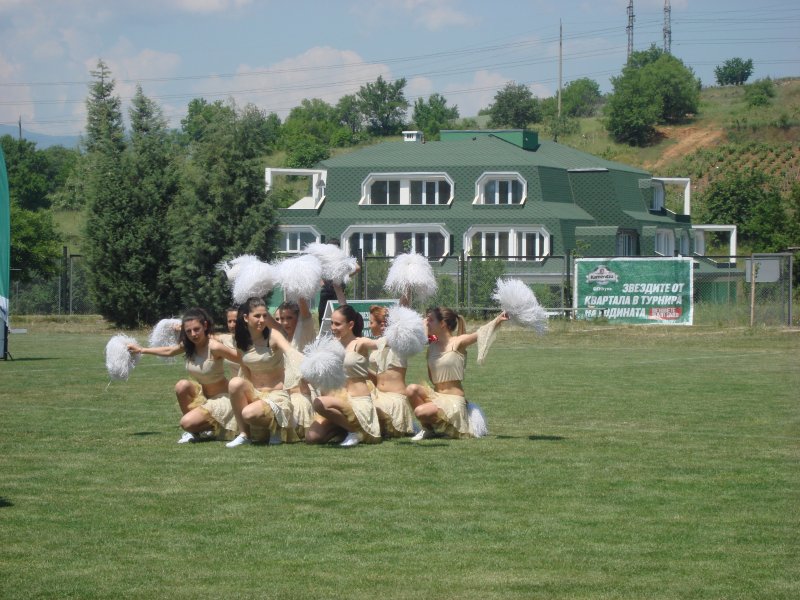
[650,307,682,320]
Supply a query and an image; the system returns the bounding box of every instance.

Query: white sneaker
[411,428,434,441]
[225,433,251,448]
[340,431,363,447]
[268,433,283,446]
[177,431,198,444]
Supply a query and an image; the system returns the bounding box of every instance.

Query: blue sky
[0,0,798,137]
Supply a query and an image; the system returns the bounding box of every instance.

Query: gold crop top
[369,338,407,374]
[427,342,466,384]
[185,352,226,385]
[241,342,283,375]
[343,350,370,379]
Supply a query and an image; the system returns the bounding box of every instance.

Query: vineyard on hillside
[664,140,799,197]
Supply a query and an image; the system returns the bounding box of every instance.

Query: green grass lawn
[1,323,798,599]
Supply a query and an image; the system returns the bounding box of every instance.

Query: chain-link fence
[10,250,95,316]
[10,250,795,327]
[693,254,794,327]
[353,253,569,317]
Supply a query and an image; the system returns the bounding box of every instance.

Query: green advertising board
[319,299,398,338]
[574,258,693,325]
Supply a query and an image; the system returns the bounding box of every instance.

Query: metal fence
[354,252,795,326]
[9,250,95,316]
[692,254,794,327]
[9,250,796,327]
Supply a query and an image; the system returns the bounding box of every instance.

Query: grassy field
[1,321,798,599]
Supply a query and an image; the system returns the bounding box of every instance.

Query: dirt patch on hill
[644,126,725,171]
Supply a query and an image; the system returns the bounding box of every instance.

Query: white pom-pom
[149,318,181,348]
[384,305,427,357]
[105,335,140,381]
[277,254,322,301]
[304,242,358,284]
[384,252,437,302]
[467,402,489,438]
[300,335,346,393]
[491,277,549,334]
[232,260,277,304]
[218,254,260,283]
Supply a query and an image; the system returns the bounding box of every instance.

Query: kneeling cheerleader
[405,307,508,440]
[368,304,426,438]
[305,304,382,447]
[127,308,241,444]
[225,297,297,448]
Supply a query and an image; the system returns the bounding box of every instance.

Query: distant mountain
[0,124,80,149]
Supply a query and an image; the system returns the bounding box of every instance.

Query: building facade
[270,129,732,261]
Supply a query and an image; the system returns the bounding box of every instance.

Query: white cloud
[406,76,434,101]
[442,69,508,117]
[410,1,477,31]
[166,0,252,13]
[349,0,477,33]
[194,46,391,118]
[0,54,35,127]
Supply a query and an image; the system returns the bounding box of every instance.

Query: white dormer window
[651,180,665,211]
[361,173,454,206]
[474,172,526,205]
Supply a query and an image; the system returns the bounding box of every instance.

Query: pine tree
[83,61,139,326]
[125,85,181,321]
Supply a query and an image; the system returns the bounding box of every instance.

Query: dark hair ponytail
[335,304,364,337]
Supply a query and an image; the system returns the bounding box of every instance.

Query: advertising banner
[574,257,693,325]
[0,146,9,358]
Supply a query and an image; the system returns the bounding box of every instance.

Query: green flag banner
[574,258,693,325]
[0,145,10,358]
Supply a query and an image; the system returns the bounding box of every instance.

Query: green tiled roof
[279,131,696,257]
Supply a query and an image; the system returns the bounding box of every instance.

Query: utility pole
[626,0,635,60]
[558,20,562,119]
[18,116,21,141]
[663,0,672,54]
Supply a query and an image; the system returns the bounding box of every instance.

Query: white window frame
[265,168,327,210]
[655,229,675,256]
[651,179,665,211]
[342,223,451,258]
[473,172,527,206]
[278,225,322,254]
[464,225,549,261]
[677,230,690,256]
[616,230,638,256]
[360,172,454,206]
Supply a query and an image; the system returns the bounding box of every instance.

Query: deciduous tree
[714,58,754,86]
[412,93,459,140]
[168,101,280,316]
[357,76,408,136]
[699,170,791,252]
[487,82,541,128]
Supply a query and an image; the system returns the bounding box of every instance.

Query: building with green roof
[269,129,734,261]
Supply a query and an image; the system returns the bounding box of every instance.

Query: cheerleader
[305,304,382,447]
[276,299,317,440]
[127,307,241,443]
[405,307,508,440]
[367,305,417,438]
[225,297,296,448]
